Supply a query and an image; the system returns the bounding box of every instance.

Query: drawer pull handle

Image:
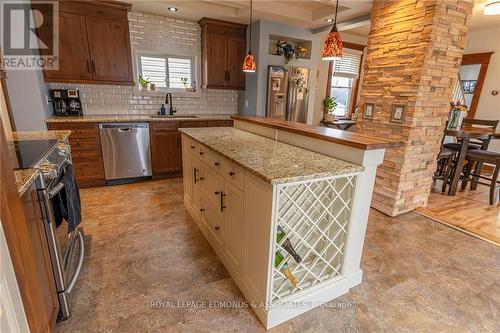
[190,145,195,149]
[214,226,220,231]
[193,168,199,183]
[215,191,220,195]
[199,151,204,155]
[199,177,204,181]
[200,208,205,212]
[229,171,235,176]
[214,162,220,166]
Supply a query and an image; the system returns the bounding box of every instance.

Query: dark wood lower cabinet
[1,122,58,332]
[47,122,105,188]
[20,184,59,330]
[151,127,182,176]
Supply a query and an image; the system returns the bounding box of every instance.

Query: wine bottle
[274,250,298,287]
[277,226,302,263]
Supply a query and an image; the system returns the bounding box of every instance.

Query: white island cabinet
[180,116,400,329]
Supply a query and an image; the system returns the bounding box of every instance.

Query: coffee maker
[50,89,83,116]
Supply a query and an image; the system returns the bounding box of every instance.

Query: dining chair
[434,148,456,192]
[461,150,500,205]
[443,119,499,151]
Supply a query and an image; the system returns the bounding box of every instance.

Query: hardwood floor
[417,181,500,246]
[55,179,499,332]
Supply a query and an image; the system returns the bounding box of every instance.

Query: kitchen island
[180,117,401,328]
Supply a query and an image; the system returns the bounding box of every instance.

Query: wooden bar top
[231,115,404,150]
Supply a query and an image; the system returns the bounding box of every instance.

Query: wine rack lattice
[272,175,356,302]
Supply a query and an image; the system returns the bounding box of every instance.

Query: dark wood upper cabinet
[226,36,246,90]
[86,17,133,82]
[198,18,247,90]
[33,1,133,85]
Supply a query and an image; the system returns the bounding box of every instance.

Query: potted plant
[138,75,150,90]
[149,83,156,91]
[447,102,468,129]
[323,96,337,122]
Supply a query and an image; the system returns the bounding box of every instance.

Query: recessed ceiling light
[167,6,178,12]
[485,1,500,15]
[325,18,334,23]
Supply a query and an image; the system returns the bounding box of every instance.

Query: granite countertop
[180,127,363,184]
[11,130,70,195]
[46,114,233,123]
[14,168,40,196]
[13,130,71,141]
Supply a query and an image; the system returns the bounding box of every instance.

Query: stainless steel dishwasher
[99,123,152,182]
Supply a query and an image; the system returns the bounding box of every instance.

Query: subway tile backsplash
[47,11,239,116]
[47,83,239,116]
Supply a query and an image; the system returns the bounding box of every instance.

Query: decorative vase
[149,83,156,91]
[448,109,462,129]
[326,113,335,122]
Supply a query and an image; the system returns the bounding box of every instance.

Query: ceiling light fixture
[322,0,343,61]
[484,1,500,15]
[325,18,334,23]
[242,0,256,73]
[167,6,178,12]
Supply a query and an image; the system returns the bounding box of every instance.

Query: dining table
[445,126,499,196]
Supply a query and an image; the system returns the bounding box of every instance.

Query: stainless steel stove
[10,139,84,321]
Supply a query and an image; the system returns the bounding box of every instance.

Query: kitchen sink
[150,115,199,119]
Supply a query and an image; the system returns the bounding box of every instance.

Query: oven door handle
[47,183,65,199]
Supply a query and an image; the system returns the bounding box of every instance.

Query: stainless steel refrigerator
[266,65,310,123]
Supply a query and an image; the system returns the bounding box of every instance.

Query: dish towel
[53,164,82,233]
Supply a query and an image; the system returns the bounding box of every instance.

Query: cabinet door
[39,12,92,81]
[192,157,203,217]
[181,137,194,203]
[223,182,244,268]
[226,36,246,89]
[151,131,181,174]
[201,196,224,246]
[20,186,59,330]
[205,33,228,87]
[85,17,133,83]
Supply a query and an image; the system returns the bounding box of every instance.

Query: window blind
[139,55,193,90]
[140,56,167,88]
[332,49,362,79]
[167,57,192,89]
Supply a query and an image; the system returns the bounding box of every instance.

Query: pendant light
[242,0,256,72]
[322,0,343,60]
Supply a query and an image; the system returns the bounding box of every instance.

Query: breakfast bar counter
[180,118,401,329]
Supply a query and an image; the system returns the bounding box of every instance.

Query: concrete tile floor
[56,178,499,332]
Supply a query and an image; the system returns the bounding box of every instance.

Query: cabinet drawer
[206,120,232,127]
[200,163,224,210]
[73,159,103,180]
[179,120,207,128]
[221,159,244,190]
[182,136,198,156]
[70,128,98,138]
[69,137,100,151]
[203,149,223,173]
[71,149,101,161]
[151,121,178,131]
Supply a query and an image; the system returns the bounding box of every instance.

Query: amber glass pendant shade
[322,25,343,60]
[242,51,256,72]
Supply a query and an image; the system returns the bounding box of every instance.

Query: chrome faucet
[165,92,176,116]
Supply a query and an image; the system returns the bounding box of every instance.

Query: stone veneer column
[357,0,473,216]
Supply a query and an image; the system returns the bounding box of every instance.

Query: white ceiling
[128,0,373,31]
[128,0,500,36]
